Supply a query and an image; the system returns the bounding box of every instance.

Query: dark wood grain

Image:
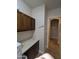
[17,10,35,32]
[23,41,39,59]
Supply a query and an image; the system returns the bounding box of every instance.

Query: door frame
[47,16,61,48]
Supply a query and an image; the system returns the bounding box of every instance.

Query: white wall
[32,5,45,53]
[48,8,61,17]
[17,0,32,16]
[32,5,45,28]
[44,6,48,50]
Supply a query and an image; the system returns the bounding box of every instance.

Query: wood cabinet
[17,10,35,32]
[47,17,61,59]
[23,41,39,59]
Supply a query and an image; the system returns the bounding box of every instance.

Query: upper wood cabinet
[17,10,35,32]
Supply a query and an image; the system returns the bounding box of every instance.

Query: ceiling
[46,0,61,10]
[23,0,61,10]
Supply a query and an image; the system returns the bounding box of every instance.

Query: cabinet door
[17,11,23,31]
[17,11,20,31]
[22,14,32,31]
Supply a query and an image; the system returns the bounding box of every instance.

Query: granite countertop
[17,38,39,54]
[22,38,39,54]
